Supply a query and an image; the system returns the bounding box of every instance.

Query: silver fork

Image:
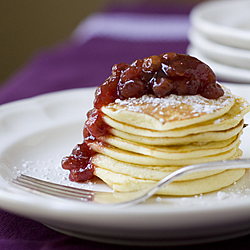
[12,158,250,208]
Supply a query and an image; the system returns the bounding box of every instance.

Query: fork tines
[12,174,94,201]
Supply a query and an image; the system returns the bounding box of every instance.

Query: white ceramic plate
[1,87,250,246]
[190,0,250,49]
[187,45,250,83]
[188,29,250,70]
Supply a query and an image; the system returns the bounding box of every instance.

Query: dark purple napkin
[1,2,250,250]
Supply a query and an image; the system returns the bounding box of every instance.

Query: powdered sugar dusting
[108,86,234,122]
[11,158,98,191]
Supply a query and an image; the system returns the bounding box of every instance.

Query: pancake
[109,119,244,146]
[91,154,227,182]
[101,86,235,131]
[103,95,249,137]
[88,140,241,165]
[94,167,245,196]
[99,133,241,160]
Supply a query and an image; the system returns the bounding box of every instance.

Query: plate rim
[190,0,250,49]
[188,29,250,70]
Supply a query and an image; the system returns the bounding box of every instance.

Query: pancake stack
[62,53,250,196]
[88,86,250,196]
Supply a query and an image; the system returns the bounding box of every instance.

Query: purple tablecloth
[0,2,190,105]
[0,2,250,250]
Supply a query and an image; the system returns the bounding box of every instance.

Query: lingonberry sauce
[61,143,95,181]
[62,52,224,182]
[61,109,110,181]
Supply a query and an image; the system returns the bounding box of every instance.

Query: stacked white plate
[187,0,250,83]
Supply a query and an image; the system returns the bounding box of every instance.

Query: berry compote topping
[61,109,110,182]
[94,52,223,109]
[62,52,224,182]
